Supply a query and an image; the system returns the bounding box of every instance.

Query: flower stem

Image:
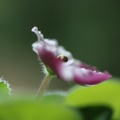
[36,74,51,97]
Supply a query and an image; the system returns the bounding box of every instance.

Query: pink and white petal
[73,59,97,71]
[79,63,97,71]
[38,47,63,75]
[74,69,112,85]
[32,41,43,54]
[44,39,58,46]
[32,40,58,56]
[58,65,75,81]
[37,47,76,80]
[44,39,58,54]
[57,64,111,85]
[34,43,112,85]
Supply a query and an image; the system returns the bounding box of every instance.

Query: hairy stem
[36,74,51,97]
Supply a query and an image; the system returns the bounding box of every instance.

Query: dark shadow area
[77,105,113,120]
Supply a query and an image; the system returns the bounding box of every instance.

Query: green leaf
[0,79,11,100]
[65,79,120,119]
[41,91,66,103]
[0,100,82,120]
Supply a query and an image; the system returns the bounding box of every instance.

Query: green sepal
[46,66,56,76]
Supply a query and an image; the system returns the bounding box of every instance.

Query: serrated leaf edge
[0,78,12,95]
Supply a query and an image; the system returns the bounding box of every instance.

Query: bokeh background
[0,0,120,92]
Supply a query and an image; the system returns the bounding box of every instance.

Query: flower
[32,26,112,85]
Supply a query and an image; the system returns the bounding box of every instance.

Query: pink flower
[32,27,112,85]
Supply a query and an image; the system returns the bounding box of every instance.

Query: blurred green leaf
[41,91,66,103]
[65,79,120,119]
[0,79,11,100]
[0,100,82,120]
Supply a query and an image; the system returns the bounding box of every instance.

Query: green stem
[36,74,51,97]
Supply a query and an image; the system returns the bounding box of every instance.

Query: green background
[0,0,119,92]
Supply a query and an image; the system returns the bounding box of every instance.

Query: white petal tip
[31,26,38,32]
[31,26,44,41]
